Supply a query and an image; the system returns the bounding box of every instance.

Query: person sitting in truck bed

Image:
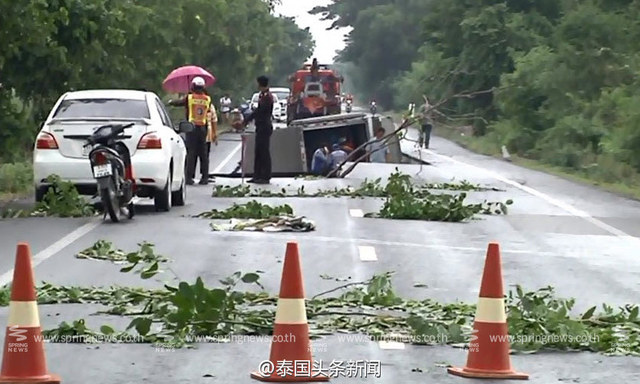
[338,137,354,153]
[311,143,330,176]
[366,127,391,163]
[329,143,348,171]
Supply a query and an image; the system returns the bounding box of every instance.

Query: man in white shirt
[367,127,391,163]
[219,94,232,125]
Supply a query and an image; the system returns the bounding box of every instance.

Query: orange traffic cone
[448,242,529,380]
[0,243,61,384]
[251,242,329,382]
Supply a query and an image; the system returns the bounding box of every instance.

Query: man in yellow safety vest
[169,76,213,185]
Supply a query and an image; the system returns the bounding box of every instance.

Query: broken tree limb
[326,117,416,178]
[325,87,497,178]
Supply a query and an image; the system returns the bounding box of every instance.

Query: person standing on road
[219,94,232,125]
[418,96,434,149]
[243,75,274,184]
[168,76,213,185]
[366,127,391,163]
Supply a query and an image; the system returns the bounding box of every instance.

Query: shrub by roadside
[0,162,32,200]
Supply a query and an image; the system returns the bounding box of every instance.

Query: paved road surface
[0,128,638,383]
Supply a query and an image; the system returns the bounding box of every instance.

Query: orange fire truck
[286,59,344,124]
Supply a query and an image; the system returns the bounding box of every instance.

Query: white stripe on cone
[7,301,40,327]
[274,298,307,324]
[474,297,507,323]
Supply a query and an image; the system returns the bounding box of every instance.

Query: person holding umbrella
[168,76,214,185]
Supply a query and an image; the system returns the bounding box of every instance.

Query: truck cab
[287,61,343,124]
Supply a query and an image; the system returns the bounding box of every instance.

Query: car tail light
[36,132,58,149]
[137,132,162,149]
[93,152,108,165]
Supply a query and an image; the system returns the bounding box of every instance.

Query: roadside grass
[0,161,33,202]
[438,128,640,201]
[391,111,640,201]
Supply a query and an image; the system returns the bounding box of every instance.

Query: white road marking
[410,145,635,239]
[349,209,364,217]
[212,143,242,174]
[358,245,378,261]
[378,341,405,350]
[212,231,559,256]
[0,219,102,286]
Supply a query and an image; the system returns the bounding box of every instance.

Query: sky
[274,0,350,64]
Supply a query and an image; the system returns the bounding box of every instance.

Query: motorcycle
[83,123,136,223]
[229,107,245,132]
[239,101,252,121]
[370,101,377,115]
[345,99,352,113]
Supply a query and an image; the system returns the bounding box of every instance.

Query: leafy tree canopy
[0,0,313,161]
[316,0,640,180]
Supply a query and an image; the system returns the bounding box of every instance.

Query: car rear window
[274,92,289,100]
[53,98,150,119]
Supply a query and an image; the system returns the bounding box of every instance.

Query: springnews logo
[461,329,599,349]
[8,326,27,342]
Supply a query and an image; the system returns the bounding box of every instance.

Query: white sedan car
[33,89,187,211]
[250,92,283,122]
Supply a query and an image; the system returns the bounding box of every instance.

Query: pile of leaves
[196,201,294,220]
[212,173,502,199]
[76,240,169,280]
[212,170,512,222]
[210,217,316,233]
[367,171,513,222]
[1,175,95,218]
[195,201,315,232]
[2,241,637,356]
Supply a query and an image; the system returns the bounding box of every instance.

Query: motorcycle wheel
[100,178,121,223]
[127,202,135,219]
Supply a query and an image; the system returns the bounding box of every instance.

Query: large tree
[0,0,314,161]
[314,0,640,180]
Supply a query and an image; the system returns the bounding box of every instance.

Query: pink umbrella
[162,65,216,94]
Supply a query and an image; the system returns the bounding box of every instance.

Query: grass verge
[0,161,33,203]
[432,125,640,201]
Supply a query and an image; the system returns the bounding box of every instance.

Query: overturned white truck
[239,112,403,177]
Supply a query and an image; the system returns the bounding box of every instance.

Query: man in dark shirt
[244,75,274,184]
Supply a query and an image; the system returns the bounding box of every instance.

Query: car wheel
[35,186,48,203]
[154,170,172,212]
[171,175,186,206]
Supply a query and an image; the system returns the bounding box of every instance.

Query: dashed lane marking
[358,245,378,261]
[212,231,561,256]
[349,209,364,217]
[378,341,405,350]
[0,219,102,286]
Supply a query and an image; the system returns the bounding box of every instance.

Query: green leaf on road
[241,273,260,284]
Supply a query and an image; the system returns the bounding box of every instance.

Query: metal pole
[241,134,246,184]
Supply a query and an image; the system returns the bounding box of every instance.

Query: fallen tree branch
[326,117,415,178]
[324,86,499,178]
